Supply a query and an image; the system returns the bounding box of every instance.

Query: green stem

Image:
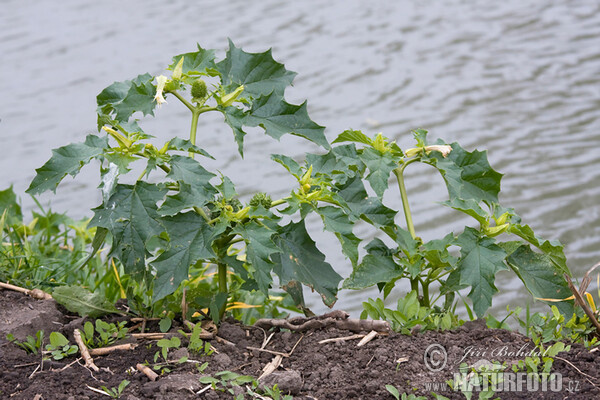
[393,161,418,239]
[217,262,228,319]
[394,160,421,302]
[189,109,200,158]
[421,279,430,308]
[193,206,211,224]
[270,198,287,208]
[169,90,195,112]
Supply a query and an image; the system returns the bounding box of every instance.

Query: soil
[1,289,599,400]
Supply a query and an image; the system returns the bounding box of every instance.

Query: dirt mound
[0,289,598,399]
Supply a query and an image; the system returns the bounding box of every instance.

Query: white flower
[424,145,452,157]
[154,75,168,107]
[404,144,452,158]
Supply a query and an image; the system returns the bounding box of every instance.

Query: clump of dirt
[1,289,598,399]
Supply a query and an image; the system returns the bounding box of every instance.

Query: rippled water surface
[2,0,600,316]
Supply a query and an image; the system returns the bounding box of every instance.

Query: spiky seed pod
[249,192,272,209]
[191,79,207,99]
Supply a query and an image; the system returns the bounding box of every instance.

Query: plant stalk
[394,161,421,301]
[189,109,200,158]
[217,262,228,319]
[393,164,417,239]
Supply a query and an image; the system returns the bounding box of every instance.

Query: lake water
[2,0,600,317]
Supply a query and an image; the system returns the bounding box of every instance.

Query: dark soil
[1,289,599,399]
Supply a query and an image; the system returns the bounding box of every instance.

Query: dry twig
[318,334,366,344]
[136,363,159,381]
[255,310,390,333]
[88,343,136,356]
[356,330,379,347]
[74,329,99,372]
[0,281,52,300]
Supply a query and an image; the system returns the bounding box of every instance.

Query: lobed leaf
[343,254,403,290]
[359,147,399,198]
[90,182,167,277]
[272,220,342,307]
[168,45,217,77]
[504,244,574,316]
[335,176,396,227]
[425,142,503,216]
[455,227,507,317]
[216,39,296,98]
[151,212,224,301]
[27,135,109,195]
[96,73,157,124]
[316,206,360,266]
[332,129,373,146]
[233,221,280,294]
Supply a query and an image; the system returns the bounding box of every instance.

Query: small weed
[6,330,44,354]
[99,380,130,399]
[45,332,78,360]
[81,320,128,348]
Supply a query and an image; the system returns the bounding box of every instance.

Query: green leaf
[505,244,574,316]
[425,142,502,211]
[90,182,167,276]
[343,254,403,289]
[151,212,223,301]
[0,186,23,225]
[359,147,398,198]
[422,233,457,269]
[166,137,214,159]
[215,175,237,200]
[168,46,217,77]
[233,221,280,293]
[97,73,157,123]
[455,227,508,317]
[26,135,109,195]
[306,144,364,184]
[221,106,248,156]
[271,154,302,178]
[76,226,108,270]
[230,93,328,149]
[332,129,373,146]
[316,206,360,266]
[159,182,216,216]
[52,285,119,318]
[335,176,396,227]
[166,155,215,188]
[413,129,428,147]
[216,39,296,98]
[48,332,70,348]
[509,223,569,275]
[272,220,342,307]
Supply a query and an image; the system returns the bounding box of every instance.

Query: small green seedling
[6,330,44,354]
[45,332,78,360]
[178,323,213,355]
[82,320,128,348]
[155,336,181,363]
[99,380,130,399]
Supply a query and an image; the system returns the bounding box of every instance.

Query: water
[2,0,600,318]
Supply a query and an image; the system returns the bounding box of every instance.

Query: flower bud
[373,133,388,154]
[154,75,168,107]
[218,85,244,107]
[299,165,313,186]
[172,57,184,80]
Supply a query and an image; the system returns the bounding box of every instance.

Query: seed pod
[191,79,207,99]
[250,192,272,209]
